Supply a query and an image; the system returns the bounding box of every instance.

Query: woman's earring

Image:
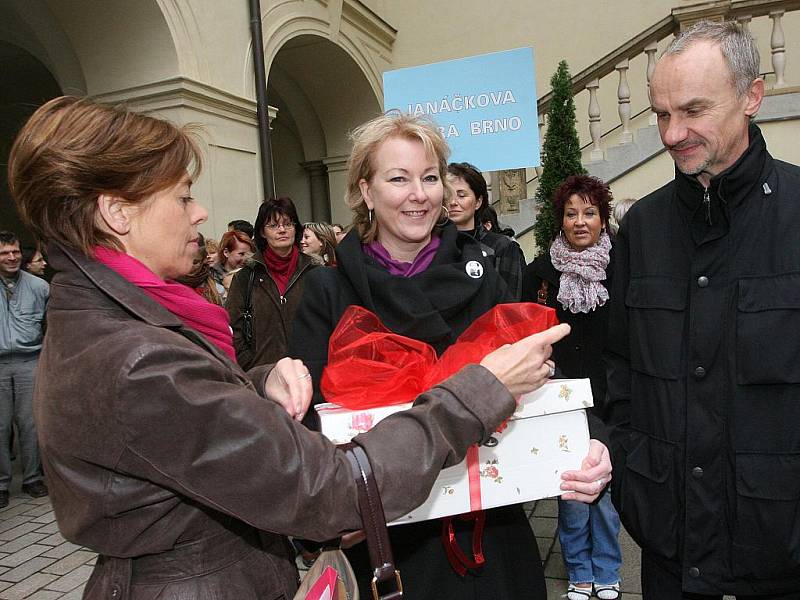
[437,205,450,225]
[368,209,373,224]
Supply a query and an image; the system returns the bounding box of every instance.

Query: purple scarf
[362,236,441,277]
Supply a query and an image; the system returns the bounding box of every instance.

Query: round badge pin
[465,260,484,279]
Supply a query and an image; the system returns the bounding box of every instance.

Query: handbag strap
[241,267,256,344]
[244,267,256,314]
[342,443,403,600]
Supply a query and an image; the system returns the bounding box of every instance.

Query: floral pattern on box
[349,412,374,433]
[480,459,503,484]
[317,379,593,525]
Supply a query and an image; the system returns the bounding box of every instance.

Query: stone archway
[267,35,381,225]
[0,42,62,243]
[0,0,187,239]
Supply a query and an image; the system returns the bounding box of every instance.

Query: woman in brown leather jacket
[6,96,578,600]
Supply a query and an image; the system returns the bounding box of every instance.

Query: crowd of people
[2,18,799,600]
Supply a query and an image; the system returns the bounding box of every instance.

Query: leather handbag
[295,443,401,600]
[293,546,358,600]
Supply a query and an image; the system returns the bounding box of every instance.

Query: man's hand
[264,357,313,421]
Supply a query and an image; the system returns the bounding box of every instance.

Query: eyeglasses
[264,222,296,230]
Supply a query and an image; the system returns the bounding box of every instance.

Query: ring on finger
[297,373,312,380]
[548,365,556,378]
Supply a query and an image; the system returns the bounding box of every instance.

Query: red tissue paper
[321,302,558,410]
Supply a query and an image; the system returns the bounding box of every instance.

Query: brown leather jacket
[37,244,516,600]
[226,252,317,370]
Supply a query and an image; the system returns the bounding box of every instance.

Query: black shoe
[0,490,8,508]
[21,480,48,498]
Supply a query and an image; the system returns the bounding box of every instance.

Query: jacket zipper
[278,261,313,305]
[703,187,712,225]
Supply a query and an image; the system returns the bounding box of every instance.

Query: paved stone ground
[1,490,649,599]
[0,489,92,600]
[300,498,646,600]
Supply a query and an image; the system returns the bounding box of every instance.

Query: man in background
[0,231,49,507]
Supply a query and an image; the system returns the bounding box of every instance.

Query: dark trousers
[641,551,800,600]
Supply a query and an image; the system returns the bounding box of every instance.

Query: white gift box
[317,378,593,525]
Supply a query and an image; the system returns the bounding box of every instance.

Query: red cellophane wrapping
[321,302,558,409]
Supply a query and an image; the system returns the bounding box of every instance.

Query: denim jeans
[558,491,622,585]
[0,355,42,490]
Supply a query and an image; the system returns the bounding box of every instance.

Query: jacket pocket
[737,274,800,384]
[625,277,687,379]
[612,430,679,560]
[732,451,800,579]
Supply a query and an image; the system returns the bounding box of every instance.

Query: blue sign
[383,47,539,172]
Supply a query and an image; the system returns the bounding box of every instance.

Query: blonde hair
[303,222,338,266]
[8,96,202,256]
[345,111,451,242]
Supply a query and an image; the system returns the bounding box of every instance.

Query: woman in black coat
[522,175,622,600]
[291,114,612,600]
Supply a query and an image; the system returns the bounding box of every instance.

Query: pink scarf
[93,247,237,361]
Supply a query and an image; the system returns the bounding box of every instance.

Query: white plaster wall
[46,0,179,95]
[10,0,800,239]
[272,119,315,221]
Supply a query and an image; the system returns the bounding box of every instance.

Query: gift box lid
[316,379,592,431]
[513,378,593,419]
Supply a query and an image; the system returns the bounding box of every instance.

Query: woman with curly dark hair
[522,174,622,600]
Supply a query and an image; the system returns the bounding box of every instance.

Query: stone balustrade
[534,0,799,168]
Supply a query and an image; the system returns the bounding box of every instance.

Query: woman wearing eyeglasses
[227,197,319,370]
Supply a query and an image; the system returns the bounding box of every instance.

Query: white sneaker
[564,583,592,600]
[594,582,620,600]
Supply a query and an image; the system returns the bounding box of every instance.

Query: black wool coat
[521,251,613,421]
[289,222,547,600]
[470,225,526,301]
[605,124,800,595]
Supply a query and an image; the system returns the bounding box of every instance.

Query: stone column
[497,168,526,214]
[301,160,331,223]
[770,10,787,88]
[322,155,351,227]
[587,78,604,161]
[645,42,659,127]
